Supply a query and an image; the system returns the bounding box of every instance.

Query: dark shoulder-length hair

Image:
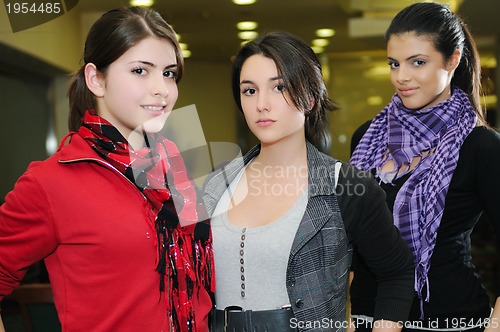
[67,6,183,131]
[231,31,339,152]
[386,2,487,126]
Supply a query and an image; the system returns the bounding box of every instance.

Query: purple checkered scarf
[350,88,476,317]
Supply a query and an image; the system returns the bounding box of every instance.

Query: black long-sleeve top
[350,123,500,328]
[337,161,415,321]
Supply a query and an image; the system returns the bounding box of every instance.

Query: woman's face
[91,36,179,141]
[238,54,306,146]
[387,32,458,111]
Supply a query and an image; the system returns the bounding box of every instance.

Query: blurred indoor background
[1,0,499,198]
[0,1,499,330]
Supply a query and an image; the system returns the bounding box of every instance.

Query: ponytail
[67,67,96,131]
[452,25,488,126]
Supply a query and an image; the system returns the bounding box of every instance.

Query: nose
[256,91,270,112]
[396,65,411,84]
[151,73,169,97]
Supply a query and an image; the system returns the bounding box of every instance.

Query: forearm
[0,315,5,332]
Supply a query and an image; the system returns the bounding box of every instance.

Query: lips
[256,118,276,127]
[398,87,417,97]
[142,104,166,116]
[142,105,165,111]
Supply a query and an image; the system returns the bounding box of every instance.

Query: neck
[127,129,147,150]
[256,135,308,168]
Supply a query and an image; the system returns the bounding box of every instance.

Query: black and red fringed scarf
[78,110,214,331]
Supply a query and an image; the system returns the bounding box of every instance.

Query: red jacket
[0,133,211,331]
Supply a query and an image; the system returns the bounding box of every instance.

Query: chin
[141,113,169,133]
[400,99,423,111]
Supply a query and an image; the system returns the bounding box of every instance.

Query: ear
[309,96,316,112]
[84,63,105,97]
[448,49,462,71]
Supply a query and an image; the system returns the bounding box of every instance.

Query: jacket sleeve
[475,128,500,242]
[0,169,58,300]
[337,163,415,322]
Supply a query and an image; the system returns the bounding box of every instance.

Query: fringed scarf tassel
[157,217,214,332]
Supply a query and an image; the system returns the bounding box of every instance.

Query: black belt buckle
[223,306,243,332]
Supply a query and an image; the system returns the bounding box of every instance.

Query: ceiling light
[315,28,335,38]
[312,39,329,47]
[311,46,324,54]
[182,49,192,58]
[179,43,188,50]
[232,0,256,4]
[176,34,181,42]
[238,31,258,40]
[237,21,258,30]
[129,0,154,7]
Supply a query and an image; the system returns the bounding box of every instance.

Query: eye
[274,84,287,93]
[388,60,399,69]
[413,59,426,67]
[163,70,177,79]
[131,67,147,75]
[242,87,256,96]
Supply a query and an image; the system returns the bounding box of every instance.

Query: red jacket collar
[57,132,101,163]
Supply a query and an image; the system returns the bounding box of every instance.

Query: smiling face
[239,54,306,146]
[86,36,179,141]
[387,32,460,111]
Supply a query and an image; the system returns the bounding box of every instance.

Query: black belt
[210,306,297,332]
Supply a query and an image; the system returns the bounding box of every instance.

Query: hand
[372,320,402,332]
[347,272,355,332]
[485,297,500,332]
[0,315,6,332]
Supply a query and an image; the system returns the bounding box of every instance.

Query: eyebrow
[388,54,429,62]
[240,76,282,85]
[129,61,177,69]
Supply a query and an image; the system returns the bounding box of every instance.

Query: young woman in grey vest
[203,31,415,332]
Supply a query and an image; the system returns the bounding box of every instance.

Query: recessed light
[129,0,154,7]
[367,95,383,106]
[232,0,256,4]
[238,31,258,40]
[237,21,258,30]
[311,46,324,54]
[312,39,329,47]
[315,28,335,38]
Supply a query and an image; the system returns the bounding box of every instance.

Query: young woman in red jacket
[0,7,214,332]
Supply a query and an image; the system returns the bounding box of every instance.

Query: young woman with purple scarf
[0,7,214,332]
[350,2,500,331]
